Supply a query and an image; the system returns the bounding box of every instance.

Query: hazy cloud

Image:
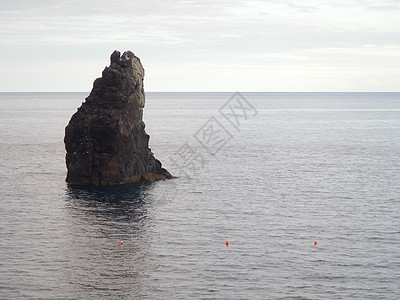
[0,0,399,91]
[367,5,400,10]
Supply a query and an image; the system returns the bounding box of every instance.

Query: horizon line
[1,91,399,93]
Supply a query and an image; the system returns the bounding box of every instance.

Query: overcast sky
[1,0,399,92]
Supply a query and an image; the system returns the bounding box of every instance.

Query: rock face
[64,50,171,186]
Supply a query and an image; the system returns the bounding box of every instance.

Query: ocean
[0,92,399,299]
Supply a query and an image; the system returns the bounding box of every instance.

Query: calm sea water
[0,92,399,299]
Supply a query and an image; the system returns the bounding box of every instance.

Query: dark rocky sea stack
[64,50,172,186]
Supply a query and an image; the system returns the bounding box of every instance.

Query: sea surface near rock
[64,50,171,186]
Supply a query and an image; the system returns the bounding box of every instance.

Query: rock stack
[64,50,171,185]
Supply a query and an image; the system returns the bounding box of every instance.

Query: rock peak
[110,50,142,68]
[64,50,171,186]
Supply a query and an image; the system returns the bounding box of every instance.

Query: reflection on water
[66,183,150,225]
[64,183,154,299]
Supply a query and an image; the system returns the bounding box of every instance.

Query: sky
[0,0,399,92]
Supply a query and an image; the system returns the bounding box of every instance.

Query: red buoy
[120,240,124,245]
[226,240,229,246]
[314,240,317,245]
